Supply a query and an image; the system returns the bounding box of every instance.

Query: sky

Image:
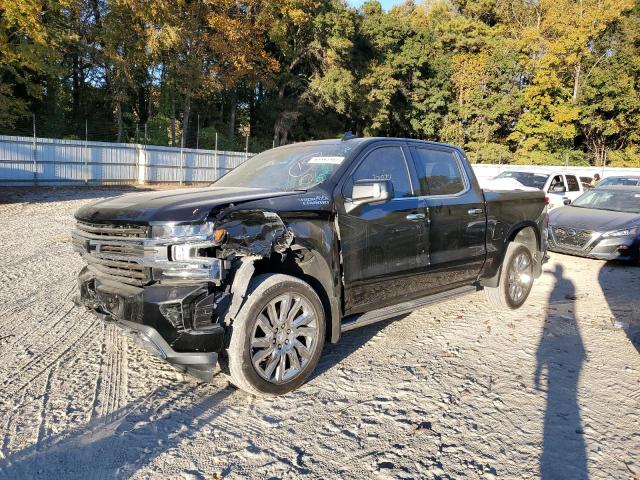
[348,0,406,10]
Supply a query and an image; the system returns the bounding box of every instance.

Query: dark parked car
[73,137,547,395]
[595,176,640,187]
[548,186,640,262]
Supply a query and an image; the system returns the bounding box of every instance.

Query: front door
[547,174,567,210]
[336,144,429,314]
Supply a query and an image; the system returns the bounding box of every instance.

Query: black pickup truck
[73,137,547,395]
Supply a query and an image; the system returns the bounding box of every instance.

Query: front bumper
[75,267,228,381]
[547,229,638,261]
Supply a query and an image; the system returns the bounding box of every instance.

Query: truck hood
[74,187,300,224]
[549,206,640,232]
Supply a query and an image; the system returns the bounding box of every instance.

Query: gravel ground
[0,187,638,480]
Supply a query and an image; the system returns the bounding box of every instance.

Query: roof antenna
[341,131,356,141]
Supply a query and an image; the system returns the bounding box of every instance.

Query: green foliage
[0,0,639,166]
[608,146,640,167]
[146,115,172,146]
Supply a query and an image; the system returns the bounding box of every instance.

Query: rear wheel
[222,273,325,396]
[485,242,534,309]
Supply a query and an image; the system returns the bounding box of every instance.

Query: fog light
[159,302,184,329]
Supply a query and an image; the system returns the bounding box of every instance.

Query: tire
[222,273,326,396]
[485,242,535,310]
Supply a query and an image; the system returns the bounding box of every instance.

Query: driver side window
[350,146,413,198]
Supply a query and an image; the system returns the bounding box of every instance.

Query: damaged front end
[72,209,294,381]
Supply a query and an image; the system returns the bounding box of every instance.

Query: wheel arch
[231,248,341,345]
[480,222,541,288]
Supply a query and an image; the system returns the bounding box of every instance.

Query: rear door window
[413,148,465,196]
[566,175,580,192]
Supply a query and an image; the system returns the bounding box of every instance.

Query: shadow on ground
[312,315,401,380]
[535,264,588,479]
[598,261,640,353]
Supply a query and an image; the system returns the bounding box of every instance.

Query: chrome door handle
[406,213,426,221]
[468,208,484,216]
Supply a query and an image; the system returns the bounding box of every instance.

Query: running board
[341,285,480,333]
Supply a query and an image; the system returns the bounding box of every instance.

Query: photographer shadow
[534,264,588,479]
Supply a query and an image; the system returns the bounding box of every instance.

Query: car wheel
[222,273,326,396]
[485,242,534,310]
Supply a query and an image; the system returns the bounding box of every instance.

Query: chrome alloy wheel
[250,293,318,384]
[507,251,533,304]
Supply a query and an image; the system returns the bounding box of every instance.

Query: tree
[579,3,640,166]
[0,0,69,128]
[508,0,634,162]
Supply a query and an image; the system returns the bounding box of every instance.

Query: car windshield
[213,142,355,191]
[598,177,640,187]
[495,171,549,189]
[572,189,640,213]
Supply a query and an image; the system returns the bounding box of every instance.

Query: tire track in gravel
[0,282,77,357]
[35,365,57,450]
[0,313,100,398]
[91,327,129,421]
[0,317,108,458]
[0,301,77,366]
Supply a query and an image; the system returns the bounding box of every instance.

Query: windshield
[495,171,549,189]
[572,189,640,214]
[598,177,640,187]
[213,143,355,191]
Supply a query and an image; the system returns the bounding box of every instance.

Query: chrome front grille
[75,221,149,238]
[72,221,151,287]
[552,227,592,249]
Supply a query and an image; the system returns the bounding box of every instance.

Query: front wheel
[222,273,326,396]
[485,242,535,310]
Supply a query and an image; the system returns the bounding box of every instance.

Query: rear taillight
[544,196,550,205]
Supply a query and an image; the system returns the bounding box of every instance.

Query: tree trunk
[137,85,149,125]
[182,94,191,148]
[228,88,237,138]
[249,84,256,132]
[72,53,81,133]
[572,62,581,102]
[116,101,123,143]
[171,88,176,146]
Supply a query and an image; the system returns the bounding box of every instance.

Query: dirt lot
[0,187,638,480]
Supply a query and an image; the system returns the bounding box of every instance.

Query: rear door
[564,174,582,202]
[336,142,430,314]
[408,145,487,292]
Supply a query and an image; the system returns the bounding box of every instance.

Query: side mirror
[563,198,572,205]
[346,180,393,212]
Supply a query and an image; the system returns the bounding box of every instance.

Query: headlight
[151,223,214,240]
[149,222,226,282]
[602,227,638,238]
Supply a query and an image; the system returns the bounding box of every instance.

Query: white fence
[2,133,640,187]
[0,135,250,186]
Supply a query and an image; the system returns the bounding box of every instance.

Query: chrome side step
[340,285,480,333]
